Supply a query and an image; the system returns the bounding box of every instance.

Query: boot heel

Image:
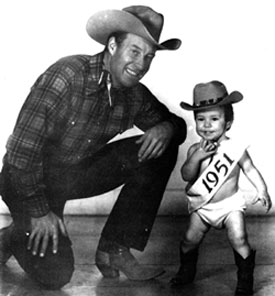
[96,262,119,278]
[110,247,164,281]
[95,250,119,278]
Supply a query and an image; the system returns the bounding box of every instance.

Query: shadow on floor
[1,215,275,296]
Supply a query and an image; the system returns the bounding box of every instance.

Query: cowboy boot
[109,244,164,281]
[170,245,199,287]
[0,223,13,264]
[96,237,164,281]
[233,249,256,296]
[95,249,120,278]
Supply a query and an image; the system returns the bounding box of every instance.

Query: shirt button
[71,121,75,125]
[88,139,91,143]
[145,228,149,232]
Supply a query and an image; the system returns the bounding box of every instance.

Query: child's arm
[239,150,272,212]
[181,140,217,183]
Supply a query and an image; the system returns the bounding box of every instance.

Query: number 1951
[202,153,234,193]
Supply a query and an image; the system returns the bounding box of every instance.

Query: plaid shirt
[4,52,186,217]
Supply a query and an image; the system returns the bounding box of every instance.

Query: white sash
[186,139,247,213]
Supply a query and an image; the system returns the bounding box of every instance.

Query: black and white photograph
[0,1,274,295]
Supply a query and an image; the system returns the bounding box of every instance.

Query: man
[0,5,187,289]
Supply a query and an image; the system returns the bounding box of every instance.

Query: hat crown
[180,80,243,111]
[123,6,164,43]
[193,81,228,107]
[86,6,181,50]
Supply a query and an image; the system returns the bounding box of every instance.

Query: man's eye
[146,54,155,61]
[132,50,139,56]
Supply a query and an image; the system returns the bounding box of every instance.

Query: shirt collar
[85,52,107,95]
[85,51,135,103]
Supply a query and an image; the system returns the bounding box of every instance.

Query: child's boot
[170,244,199,287]
[233,249,256,296]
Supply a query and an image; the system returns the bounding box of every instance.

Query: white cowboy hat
[86,5,181,50]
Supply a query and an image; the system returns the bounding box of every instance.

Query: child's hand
[252,191,272,213]
[196,139,218,160]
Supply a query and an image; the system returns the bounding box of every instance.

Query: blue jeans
[1,136,179,288]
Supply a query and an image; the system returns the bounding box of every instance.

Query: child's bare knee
[230,232,248,249]
[183,230,203,247]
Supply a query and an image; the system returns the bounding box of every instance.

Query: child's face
[195,106,231,143]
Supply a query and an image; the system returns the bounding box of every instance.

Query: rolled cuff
[23,196,50,218]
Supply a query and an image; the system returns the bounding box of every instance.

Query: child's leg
[171,212,210,287]
[225,211,255,296]
[181,211,211,252]
[225,211,251,257]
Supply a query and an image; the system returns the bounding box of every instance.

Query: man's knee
[33,256,75,290]
[144,141,179,176]
[159,141,179,167]
[10,230,74,289]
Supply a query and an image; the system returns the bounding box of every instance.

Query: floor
[0,214,275,296]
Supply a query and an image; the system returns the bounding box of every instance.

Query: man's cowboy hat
[86,5,181,50]
[180,80,243,111]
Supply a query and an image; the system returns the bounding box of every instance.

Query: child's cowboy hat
[180,80,243,111]
[86,5,181,50]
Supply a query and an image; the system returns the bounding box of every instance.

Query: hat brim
[86,9,181,50]
[180,91,243,111]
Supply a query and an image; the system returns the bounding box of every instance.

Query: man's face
[109,33,156,88]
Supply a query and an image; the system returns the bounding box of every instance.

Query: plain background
[0,0,274,215]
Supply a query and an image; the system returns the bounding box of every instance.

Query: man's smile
[125,67,143,79]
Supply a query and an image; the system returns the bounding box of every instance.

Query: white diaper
[196,191,247,229]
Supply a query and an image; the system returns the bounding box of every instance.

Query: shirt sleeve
[5,62,71,217]
[133,84,187,145]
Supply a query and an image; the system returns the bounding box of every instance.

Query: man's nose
[136,55,151,71]
[135,57,145,69]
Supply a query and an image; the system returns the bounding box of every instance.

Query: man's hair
[104,31,157,52]
[194,104,234,130]
[104,31,129,52]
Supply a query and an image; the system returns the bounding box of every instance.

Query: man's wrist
[23,199,50,218]
[161,121,174,136]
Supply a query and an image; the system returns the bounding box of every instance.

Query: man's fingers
[140,140,161,161]
[151,142,165,159]
[52,229,59,255]
[32,232,43,256]
[144,140,162,160]
[39,234,50,257]
[138,138,151,161]
[58,219,68,237]
[27,228,38,252]
[27,232,33,251]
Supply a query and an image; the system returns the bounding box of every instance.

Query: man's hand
[136,121,174,162]
[27,211,68,257]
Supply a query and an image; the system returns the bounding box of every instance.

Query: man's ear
[107,37,117,55]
